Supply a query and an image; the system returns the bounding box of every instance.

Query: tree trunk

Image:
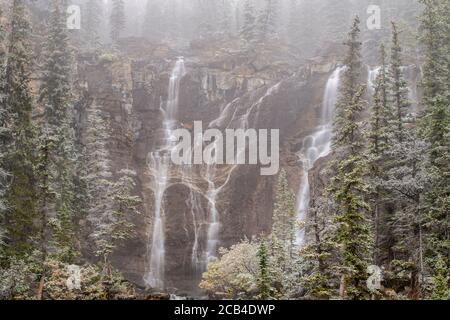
[36,276,45,300]
[339,274,347,299]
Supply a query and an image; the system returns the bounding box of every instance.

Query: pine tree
[255,0,278,43]
[221,1,233,35]
[383,128,427,298]
[388,22,410,143]
[368,45,391,166]
[268,169,296,296]
[110,0,125,44]
[1,0,39,257]
[94,169,140,273]
[85,0,103,47]
[329,17,372,299]
[38,0,77,262]
[0,6,8,255]
[377,22,428,298]
[271,170,296,254]
[240,0,257,43]
[366,44,392,266]
[84,103,139,272]
[298,180,335,299]
[84,103,114,260]
[257,238,270,299]
[431,254,450,299]
[418,0,450,289]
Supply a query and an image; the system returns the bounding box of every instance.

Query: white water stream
[145,58,186,289]
[295,67,344,245]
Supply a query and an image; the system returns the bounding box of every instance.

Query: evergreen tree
[366,44,392,265]
[271,170,296,255]
[1,0,39,257]
[0,6,8,255]
[431,254,450,299]
[388,22,410,143]
[329,17,372,299]
[368,45,391,167]
[382,128,427,298]
[84,103,139,272]
[37,0,77,262]
[255,0,278,42]
[298,183,335,299]
[240,0,257,43]
[110,0,125,44]
[218,0,232,35]
[85,0,103,47]
[84,103,114,259]
[268,169,296,296]
[93,169,140,273]
[257,238,270,299]
[418,0,450,292]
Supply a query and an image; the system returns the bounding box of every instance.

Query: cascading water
[145,58,186,289]
[368,66,381,96]
[196,82,282,267]
[204,159,220,264]
[295,67,344,245]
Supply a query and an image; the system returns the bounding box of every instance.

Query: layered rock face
[74,39,340,294]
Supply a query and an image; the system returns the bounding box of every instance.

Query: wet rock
[75,40,337,295]
[145,292,171,300]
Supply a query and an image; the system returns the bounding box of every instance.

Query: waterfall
[145,58,186,289]
[295,67,344,245]
[197,82,282,267]
[205,164,220,264]
[368,66,381,96]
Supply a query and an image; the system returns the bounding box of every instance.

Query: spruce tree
[85,0,103,47]
[431,254,450,299]
[298,184,334,299]
[380,24,427,297]
[269,169,296,296]
[84,103,139,272]
[240,0,257,43]
[418,0,450,293]
[255,0,278,43]
[257,238,270,299]
[94,169,140,273]
[38,0,77,262]
[271,170,296,255]
[1,0,39,257]
[329,17,372,299]
[0,6,8,255]
[110,0,125,44]
[366,44,391,265]
[383,128,427,298]
[84,103,114,260]
[388,22,410,143]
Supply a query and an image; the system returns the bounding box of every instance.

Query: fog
[24,0,421,59]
